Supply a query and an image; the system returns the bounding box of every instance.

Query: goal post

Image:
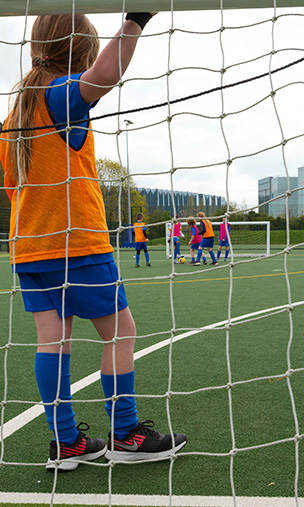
[166,221,271,259]
[2,0,304,16]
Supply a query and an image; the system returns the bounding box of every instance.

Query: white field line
[1,300,303,442]
[0,492,303,506]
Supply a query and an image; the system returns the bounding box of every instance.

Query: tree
[149,209,171,240]
[96,157,148,226]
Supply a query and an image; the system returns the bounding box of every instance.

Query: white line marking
[1,300,303,441]
[0,492,303,506]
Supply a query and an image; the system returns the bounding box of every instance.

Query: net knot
[112,395,119,402]
[166,391,172,399]
[294,434,302,442]
[13,236,19,242]
[288,304,294,312]
[225,323,232,330]
[284,247,290,254]
[54,398,60,406]
[226,382,233,390]
[63,282,70,289]
[285,190,292,197]
[230,448,238,457]
[286,369,294,377]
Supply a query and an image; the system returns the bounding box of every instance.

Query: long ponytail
[7,14,99,184]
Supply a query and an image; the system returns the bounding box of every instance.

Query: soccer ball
[178,256,186,264]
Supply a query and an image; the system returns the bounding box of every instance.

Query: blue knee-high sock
[197,249,203,262]
[35,352,78,444]
[176,242,180,256]
[225,249,229,260]
[145,251,150,263]
[217,250,221,260]
[100,371,138,439]
[136,253,140,264]
[210,250,216,263]
[174,248,177,260]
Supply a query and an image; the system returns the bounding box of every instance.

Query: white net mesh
[0,1,304,506]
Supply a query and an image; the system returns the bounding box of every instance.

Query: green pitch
[0,247,303,503]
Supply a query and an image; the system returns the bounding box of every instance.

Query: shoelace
[76,422,90,440]
[137,420,161,438]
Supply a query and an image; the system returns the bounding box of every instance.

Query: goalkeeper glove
[126,12,157,30]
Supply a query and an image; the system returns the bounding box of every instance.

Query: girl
[0,13,186,470]
[187,218,203,265]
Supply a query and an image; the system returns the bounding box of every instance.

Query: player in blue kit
[196,212,218,266]
[1,12,187,470]
[133,212,151,267]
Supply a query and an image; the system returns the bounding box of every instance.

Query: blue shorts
[200,237,214,249]
[18,261,128,319]
[135,242,148,251]
[190,242,200,250]
[173,236,180,245]
[219,239,229,247]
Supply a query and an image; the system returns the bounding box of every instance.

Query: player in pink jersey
[217,217,231,261]
[187,218,205,265]
[168,215,185,263]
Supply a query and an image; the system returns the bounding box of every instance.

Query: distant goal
[166,221,271,259]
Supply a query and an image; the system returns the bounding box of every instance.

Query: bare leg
[33,309,73,353]
[91,306,136,375]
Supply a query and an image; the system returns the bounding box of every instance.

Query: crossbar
[2,0,304,17]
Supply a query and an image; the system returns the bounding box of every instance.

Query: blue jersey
[46,73,99,149]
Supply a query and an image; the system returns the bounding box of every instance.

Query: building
[138,187,226,216]
[258,167,304,217]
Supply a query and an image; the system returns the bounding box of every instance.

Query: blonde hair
[8,15,99,184]
[198,211,206,218]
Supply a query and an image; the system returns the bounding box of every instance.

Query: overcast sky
[0,6,303,209]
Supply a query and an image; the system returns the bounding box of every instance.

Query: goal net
[166,221,271,258]
[1,1,304,507]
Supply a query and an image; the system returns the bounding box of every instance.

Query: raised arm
[79,14,153,103]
